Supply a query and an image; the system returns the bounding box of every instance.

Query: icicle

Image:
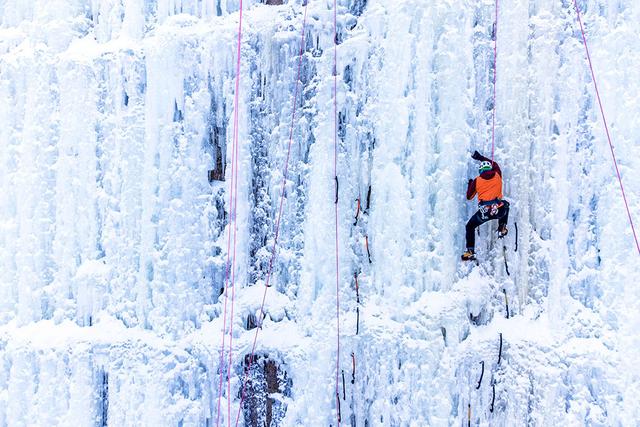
[353,198,361,225]
[365,185,372,211]
[365,236,372,263]
[354,272,360,303]
[476,361,484,389]
[502,289,509,319]
[351,353,355,384]
[490,382,496,413]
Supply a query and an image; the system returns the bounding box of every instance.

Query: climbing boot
[461,249,476,261]
[498,225,508,238]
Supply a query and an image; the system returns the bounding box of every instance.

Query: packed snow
[0,0,639,425]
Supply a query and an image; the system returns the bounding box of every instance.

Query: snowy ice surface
[1,0,639,425]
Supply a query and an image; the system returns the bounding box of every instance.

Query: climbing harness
[479,204,499,219]
[479,199,504,220]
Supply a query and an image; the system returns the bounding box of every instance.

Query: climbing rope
[227,45,242,427]
[333,0,342,424]
[216,1,244,425]
[490,0,499,162]
[571,0,640,256]
[226,1,246,424]
[233,4,309,426]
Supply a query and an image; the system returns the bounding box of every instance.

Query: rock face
[241,354,292,427]
[0,0,639,426]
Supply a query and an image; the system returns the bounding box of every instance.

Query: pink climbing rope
[572,0,640,255]
[216,2,244,426]
[491,0,498,162]
[233,5,309,426]
[216,0,242,426]
[333,0,341,425]
[227,30,242,427]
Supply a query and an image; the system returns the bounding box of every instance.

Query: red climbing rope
[490,0,499,162]
[216,2,244,425]
[333,0,341,424]
[572,0,640,255]
[233,5,309,426]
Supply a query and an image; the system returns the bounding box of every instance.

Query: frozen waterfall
[0,0,639,425]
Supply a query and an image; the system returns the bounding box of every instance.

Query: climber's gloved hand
[471,150,483,161]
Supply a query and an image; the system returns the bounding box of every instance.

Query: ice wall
[0,0,639,425]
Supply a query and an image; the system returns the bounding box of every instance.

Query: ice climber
[461,150,510,261]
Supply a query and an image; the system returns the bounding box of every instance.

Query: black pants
[465,200,510,250]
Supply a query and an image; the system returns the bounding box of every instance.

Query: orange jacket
[467,161,503,203]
